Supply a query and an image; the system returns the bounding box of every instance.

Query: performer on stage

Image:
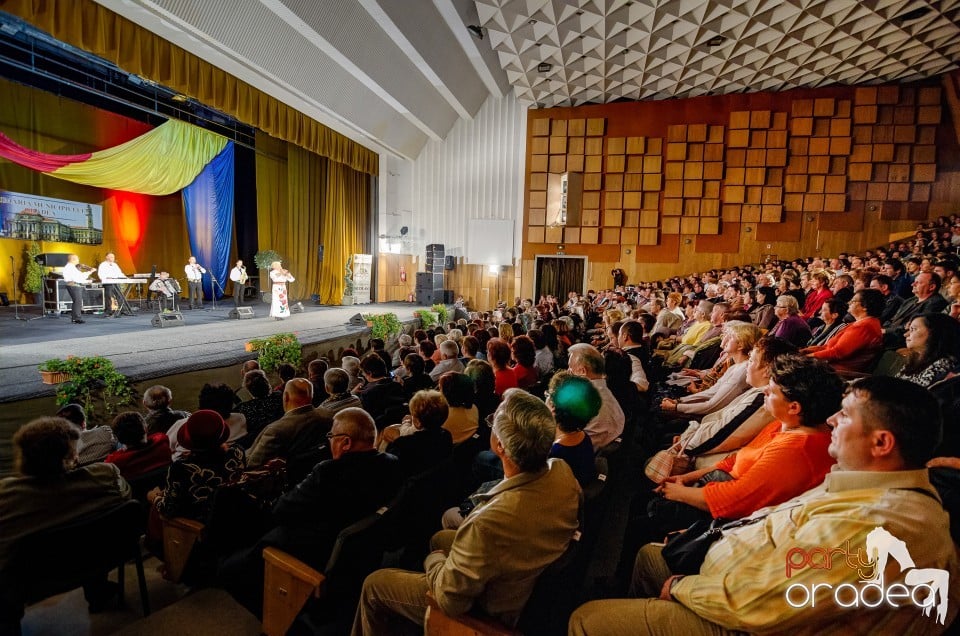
[97,252,125,314]
[184,256,207,309]
[149,271,181,311]
[229,259,248,308]
[63,254,92,324]
[269,260,295,320]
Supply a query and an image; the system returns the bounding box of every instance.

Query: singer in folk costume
[184,256,207,309]
[269,260,295,320]
[229,260,248,308]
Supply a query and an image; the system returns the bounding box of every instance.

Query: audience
[142,385,190,435]
[385,390,453,477]
[246,378,331,467]
[568,343,625,451]
[56,403,117,465]
[546,372,600,486]
[104,411,172,480]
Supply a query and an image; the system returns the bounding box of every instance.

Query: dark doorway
[535,256,587,300]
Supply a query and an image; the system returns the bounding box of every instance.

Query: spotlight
[707,35,726,47]
[467,25,484,40]
[537,62,552,73]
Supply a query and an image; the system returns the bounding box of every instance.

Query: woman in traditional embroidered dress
[269,260,295,320]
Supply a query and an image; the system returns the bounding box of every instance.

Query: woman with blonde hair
[497,322,514,343]
[269,260,295,320]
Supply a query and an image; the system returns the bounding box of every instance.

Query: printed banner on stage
[0,190,103,244]
[352,254,372,304]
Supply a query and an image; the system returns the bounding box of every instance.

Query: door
[535,256,586,301]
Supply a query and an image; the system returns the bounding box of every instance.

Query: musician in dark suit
[229,259,248,308]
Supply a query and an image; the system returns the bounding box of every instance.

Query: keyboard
[102,278,147,285]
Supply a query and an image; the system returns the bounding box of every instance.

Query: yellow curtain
[3,0,379,176]
[254,132,288,296]
[318,161,370,304]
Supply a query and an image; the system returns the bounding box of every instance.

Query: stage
[0,299,426,404]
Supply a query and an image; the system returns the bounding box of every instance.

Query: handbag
[662,514,768,575]
[644,439,691,484]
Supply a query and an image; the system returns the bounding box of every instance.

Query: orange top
[703,420,834,519]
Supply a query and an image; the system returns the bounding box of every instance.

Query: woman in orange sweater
[654,355,843,529]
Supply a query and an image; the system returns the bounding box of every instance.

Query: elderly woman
[803,289,884,373]
[509,334,539,389]
[660,321,759,417]
[268,260,295,320]
[896,313,960,387]
[749,286,778,331]
[653,356,842,532]
[769,294,811,348]
[438,372,480,444]
[487,337,518,396]
[806,298,847,347]
[385,389,453,477]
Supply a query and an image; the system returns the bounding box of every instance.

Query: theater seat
[425,591,520,636]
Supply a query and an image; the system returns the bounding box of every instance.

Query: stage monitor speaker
[228,307,255,319]
[291,301,304,313]
[444,255,455,270]
[349,313,365,326]
[151,311,184,328]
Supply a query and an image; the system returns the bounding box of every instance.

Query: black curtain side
[234,143,258,266]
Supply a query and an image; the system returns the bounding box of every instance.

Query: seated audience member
[104,411,172,479]
[246,378,332,467]
[768,294,811,348]
[353,389,581,634]
[355,353,406,422]
[749,286,778,331]
[318,368,362,415]
[400,353,435,398]
[806,297,847,346]
[568,343,625,451]
[465,359,500,423]
[147,410,244,527]
[439,372,480,444]
[459,335,481,366]
[386,390,453,477]
[307,359,329,406]
[168,383,247,459]
[392,334,414,368]
[884,271,948,346]
[510,335,539,389]
[896,313,960,387]
[487,337,518,396]
[235,370,284,446]
[801,271,833,322]
[652,355,842,533]
[430,340,465,381]
[618,320,650,394]
[660,322,758,418]
[56,403,117,466]
[803,288,884,373]
[142,385,190,435]
[570,376,959,635]
[233,360,260,405]
[546,372,600,486]
[273,363,298,393]
[369,337,393,374]
[221,407,402,612]
[527,329,555,379]
[341,355,362,391]
[418,340,438,373]
[870,273,904,323]
[0,417,131,619]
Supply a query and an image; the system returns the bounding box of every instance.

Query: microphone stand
[11,255,26,321]
[208,269,224,311]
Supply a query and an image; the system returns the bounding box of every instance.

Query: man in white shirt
[184,256,207,309]
[568,343,625,451]
[228,259,247,308]
[63,254,92,324]
[97,252,125,315]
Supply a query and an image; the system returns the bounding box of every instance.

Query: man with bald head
[246,377,332,466]
[222,407,402,611]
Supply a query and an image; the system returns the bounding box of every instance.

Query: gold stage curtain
[254,132,369,305]
[3,0,379,176]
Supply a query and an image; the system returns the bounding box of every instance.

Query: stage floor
[0,299,425,403]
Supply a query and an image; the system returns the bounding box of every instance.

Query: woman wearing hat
[147,410,245,522]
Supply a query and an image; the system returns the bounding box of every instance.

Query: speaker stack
[417,244,446,305]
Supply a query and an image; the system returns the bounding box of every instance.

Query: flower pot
[244,342,255,352]
[40,371,70,385]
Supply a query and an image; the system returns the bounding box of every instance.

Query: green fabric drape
[2,0,379,176]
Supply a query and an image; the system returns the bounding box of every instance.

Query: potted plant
[245,332,302,373]
[431,303,450,326]
[414,308,438,328]
[254,249,281,304]
[362,312,402,341]
[38,355,137,420]
[23,241,44,305]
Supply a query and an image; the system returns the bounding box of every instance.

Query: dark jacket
[387,428,453,477]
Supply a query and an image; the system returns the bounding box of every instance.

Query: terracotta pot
[244,342,255,352]
[40,371,70,385]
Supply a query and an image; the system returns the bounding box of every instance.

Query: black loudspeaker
[228,307,255,319]
[151,311,184,328]
[444,255,455,270]
[416,289,437,305]
[443,289,454,303]
[349,313,365,326]
[317,245,324,262]
[35,253,70,267]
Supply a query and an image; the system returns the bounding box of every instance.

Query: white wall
[380,92,527,263]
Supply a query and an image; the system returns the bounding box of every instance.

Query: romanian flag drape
[0,119,227,195]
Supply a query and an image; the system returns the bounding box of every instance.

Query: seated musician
[149,272,180,311]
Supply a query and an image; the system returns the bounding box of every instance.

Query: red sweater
[809,317,883,372]
[802,288,833,320]
[703,421,834,519]
[494,367,518,396]
[104,433,172,479]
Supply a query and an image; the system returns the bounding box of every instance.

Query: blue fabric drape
[183,142,234,299]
